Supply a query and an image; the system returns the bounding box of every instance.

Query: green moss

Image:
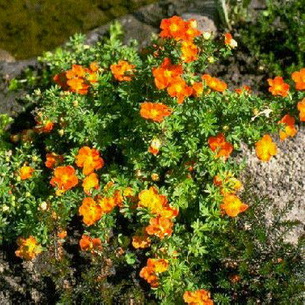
[0,0,157,59]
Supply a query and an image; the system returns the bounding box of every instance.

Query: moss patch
[0,0,157,59]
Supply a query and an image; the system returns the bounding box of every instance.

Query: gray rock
[238,127,305,244]
[181,13,217,33]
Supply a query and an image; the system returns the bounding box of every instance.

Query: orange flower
[158,205,179,219]
[291,68,305,90]
[267,76,290,97]
[79,197,103,226]
[224,33,237,48]
[75,146,104,176]
[132,234,151,249]
[202,74,227,92]
[138,187,167,214]
[192,82,204,97]
[15,236,42,260]
[123,187,135,197]
[140,102,172,123]
[167,77,193,104]
[89,62,99,72]
[148,138,162,155]
[278,114,297,141]
[183,289,214,305]
[50,165,79,193]
[235,85,251,95]
[152,58,183,90]
[208,133,233,160]
[147,258,169,273]
[297,98,305,121]
[79,234,102,252]
[97,196,117,214]
[53,64,98,94]
[140,258,169,287]
[139,266,159,287]
[57,230,67,239]
[67,77,90,95]
[255,134,277,162]
[53,72,69,90]
[19,166,34,180]
[220,194,249,217]
[35,120,54,133]
[110,60,135,81]
[146,216,174,239]
[66,64,86,79]
[45,153,64,169]
[160,16,201,41]
[82,173,99,194]
[181,41,199,63]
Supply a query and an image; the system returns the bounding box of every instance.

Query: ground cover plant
[1,16,304,304]
[229,0,305,78]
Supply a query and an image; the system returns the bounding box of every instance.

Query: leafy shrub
[1,16,304,304]
[233,0,305,77]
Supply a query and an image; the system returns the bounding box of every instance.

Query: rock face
[239,128,305,244]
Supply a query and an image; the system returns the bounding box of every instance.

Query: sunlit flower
[148,138,162,155]
[82,173,99,194]
[235,85,251,95]
[138,187,167,213]
[97,196,117,214]
[45,153,64,169]
[35,120,54,133]
[267,76,290,97]
[278,114,297,141]
[57,230,67,239]
[139,266,159,287]
[146,216,174,239]
[110,60,135,81]
[53,64,98,94]
[132,234,151,249]
[202,74,227,92]
[255,134,277,162]
[192,82,204,97]
[208,133,233,160]
[181,41,199,63]
[183,289,214,305]
[291,68,305,90]
[220,194,249,217]
[167,77,193,104]
[297,98,305,121]
[140,102,172,123]
[160,16,201,41]
[79,234,102,252]
[139,258,169,287]
[19,166,34,180]
[224,33,237,48]
[15,236,42,260]
[79,197,103,226]
[75,146,104,176]
[152,58,183,90]
[50,165,79,193]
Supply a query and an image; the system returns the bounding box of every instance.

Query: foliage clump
[0,15,304,304]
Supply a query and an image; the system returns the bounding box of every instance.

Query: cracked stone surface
[238,126,305,243]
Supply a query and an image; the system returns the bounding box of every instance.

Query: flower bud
[203,31,212,40]
[151,173,160,181]
[207,56,215,63]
